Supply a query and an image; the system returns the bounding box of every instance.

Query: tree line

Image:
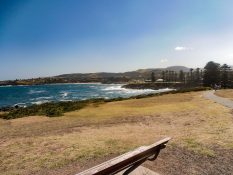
[150,61,233,88]
[203,61,233,88]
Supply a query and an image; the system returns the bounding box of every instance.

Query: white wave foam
[0,85,13,87]
[60,99,72,102]
[60,92,69,97]
[102,85,123,91]
[157,88,175,92]
[36,96,52,100]
[13,103,27,108]
[102,85,154,93]
[31,100,50,105]
[28,90,47,94]
[106,91,114,94]
[102,85,174,94]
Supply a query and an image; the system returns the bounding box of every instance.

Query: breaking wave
[0,83,174,107]
[31,100,50,105]
[28,90,47,94]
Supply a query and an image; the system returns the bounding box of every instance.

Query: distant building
[130,79,144,83]
[156,79,164,82]
[145,79,152,82]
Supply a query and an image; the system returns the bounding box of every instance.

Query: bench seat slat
[76,137,170,175]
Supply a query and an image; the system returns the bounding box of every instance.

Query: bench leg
[123,158,147,175]
[122,147,163,175]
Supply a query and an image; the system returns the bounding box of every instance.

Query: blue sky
[1,0,233,80]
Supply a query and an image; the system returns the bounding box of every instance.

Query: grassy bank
[0,90,232,175]
[0,87,210,120]
[215,89,233,100]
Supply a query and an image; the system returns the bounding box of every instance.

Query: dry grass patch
[215,89,233,100]
[0,91,233,174]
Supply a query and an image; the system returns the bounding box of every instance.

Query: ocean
[0,83,172,108]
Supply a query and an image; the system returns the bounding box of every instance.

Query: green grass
[0,99,101,119]
[183,138,215,157]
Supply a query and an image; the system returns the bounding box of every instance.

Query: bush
[45,106,63,117]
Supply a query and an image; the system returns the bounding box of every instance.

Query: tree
[161,71,165,82]
[194,68,200,85]
[189,68,193,84]
[200,69,203,80]
[220,64,231,88]
[151,72,155,82]
[203,61,220,86]
[179,70,184,83]
[168,71,172,82]
[174,72,178,82]
[165,70,168,82]
[229,69,233,87]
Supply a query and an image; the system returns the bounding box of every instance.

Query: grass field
[215,89,233,100]
[0,91,233,175]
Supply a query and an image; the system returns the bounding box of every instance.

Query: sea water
[0,83,172,107]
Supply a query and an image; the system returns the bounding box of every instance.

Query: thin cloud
[174,46,193,51]
[160,59,168,63]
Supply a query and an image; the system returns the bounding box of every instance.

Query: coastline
[0,87,172,110]
[0,83,161,109]
[0,81,208,110]
[0,82,106,87]
[122,82,189,90]
[0,87,210,119]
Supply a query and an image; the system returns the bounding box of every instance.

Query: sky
[1,0,233,80]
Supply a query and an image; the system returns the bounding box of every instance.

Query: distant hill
[0,66,192,85]
[55,66,191,83]
[165,66,190,72]
[135,66,190,73]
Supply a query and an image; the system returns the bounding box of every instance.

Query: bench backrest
[76,137,171,175]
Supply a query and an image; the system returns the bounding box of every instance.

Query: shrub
[45,106,63,117]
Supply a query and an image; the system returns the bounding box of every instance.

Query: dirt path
[203,90,233,109]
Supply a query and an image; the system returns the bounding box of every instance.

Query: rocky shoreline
[122,82,188,90]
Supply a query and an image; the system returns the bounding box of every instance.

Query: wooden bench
[76,137,171,175]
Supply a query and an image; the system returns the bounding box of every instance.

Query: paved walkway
[203,90,233,109]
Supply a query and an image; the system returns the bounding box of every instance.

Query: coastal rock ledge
[122,82,186,90]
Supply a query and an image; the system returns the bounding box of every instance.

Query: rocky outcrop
[122,82,188,90]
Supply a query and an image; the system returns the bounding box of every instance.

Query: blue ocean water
[0,83,172,107]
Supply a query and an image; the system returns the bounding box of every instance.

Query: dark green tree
[229,69,233,87]
[194,68,200,85]
[203,61,220,86]
[165,70,169,82]
[168,71,172,82]
[161,71,165,82]
[151,72,155,82]
[179,70,184,83]
[220,64,231,88]
[174,72,178,82]
[189,68,193,84]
